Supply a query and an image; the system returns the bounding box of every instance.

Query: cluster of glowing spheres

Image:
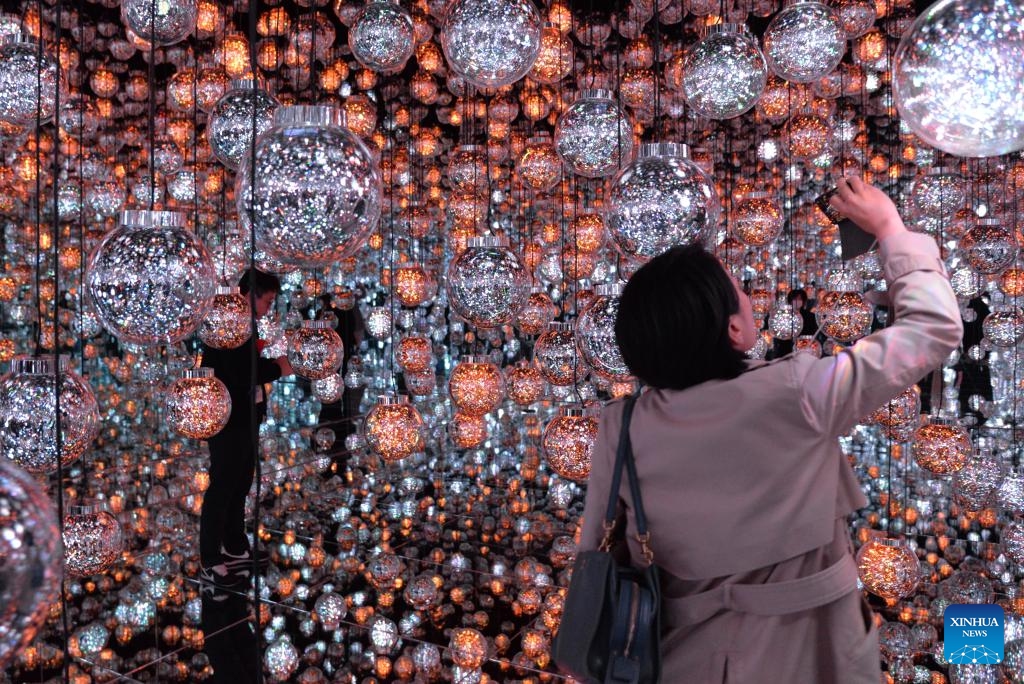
[121,0,198,46]
[912,417,972,474]
[855,536,922,599]
[441,0,542,88]
[0,35,59,126]
[207,80,279,170]
[893,0,1024,157]
[681,24,767,119]
[349,1,416,73]
[763,1,846,83]
[607,143,720,260]
[542,407,599,481]
[555,89,635,178]
[63,504,125,578]
[87,210,217,346]
[576,284,631,381]
[446,237,530,328]
[0,355,100,475]
[0,458,61,669]
[288,320,344,381]
[449,357,504,416]
[164,368,232,440]
[238,105,382,269]
[199,286,251,350]
[363,395,424,462]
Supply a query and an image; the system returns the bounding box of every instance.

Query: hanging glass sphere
[0,355,99,475]
[63,504,124,578]
[543,406,599,482]
[0,457,60,669]
[892,0,1024,157]
[682,24,768,119]
[763,1,846,83]
[199,285,251,350]
[817,271,873,344]
[910,166,966,219]
[447,237,530,328]
[535,322,584,386]
[555,89,635,179]
[121,0,198,46]
[288,320,344,380]
[87,180,126,218]
[349,0,416,73]
[868,386,921,437]
[449,356,504,416]
[515,288,558,336]
[397,335,433,373]
[576,283,631,381]
[363,394,424,462]
[505,361,545,405]
[165,368,231,440]
[856,536,921,600]
[793,335,822,357]
[516,134,562,193]
[834,0,876,38]
[237,105,382,269]
[393,265,431,307]
[312,372,345,404]
[960,218,1018,274]
[732,191,783,246]
[0,34,60,126]
[982,303,1024,347]
[447,145,489,195]
[441,0,542,88]
[366,306,393,339]
[449,627,488,669]
[87,210,217,346]
[449,411,488,449]
[912,416,971,474]
[404,369,437,396]
[313,591,347,630]
[607,142,720,261]
[787,112,833,160]
[529,22,573,84]
[768,299,803,341]
[264,636,299,682]
[208,79,279,171]
[953,445,1001,511]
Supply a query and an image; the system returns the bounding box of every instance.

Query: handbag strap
[599,393,655,565]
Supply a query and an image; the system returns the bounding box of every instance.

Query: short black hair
[786,288,808,305]
[238,268,281,297]
[615,244,747,390]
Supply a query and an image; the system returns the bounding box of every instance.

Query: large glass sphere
[199,286,252,350]
[763,1,846,83]
[363,394,424,462]
[449,411,487,449]
[441,0,542,88]
[447,237,530,328]
[606,142,720,261]
[543,406,599,482]
[393,265,432,307]
[63,504,124,578]
[555,89,635,179]
[0,36,60,126]
[516,134,562,193]
[121,0,198,46]
[0,458,61,669]
[893,0,1024,157]
[911,166,967,219]
[529,22,573,84]
[288,320,344,380]
[449,356,504,416]
[576,283,631,381]
[856,536,921,600]
[208,80,279,171]
[0,355,100,475]
[732,191,783,246]
[912,417,971,474]
[165,368,231,439]
[959,218,1018,274]
[349,0,416,73]
[237,105,382,269]
[505,361,545,405]
[982,304,1024,347]
[867,386,921,439]
[818,291,872,343]
[682,24,768,119]
[87,210,217,346]
[535,322,584,386]
[515,289,558,336]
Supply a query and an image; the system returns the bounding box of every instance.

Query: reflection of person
[576,176,962,682]
[316,293,365,466]
[199,269,293,590]
[771,287,820,358]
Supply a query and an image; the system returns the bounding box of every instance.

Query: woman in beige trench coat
[575,176,963,683]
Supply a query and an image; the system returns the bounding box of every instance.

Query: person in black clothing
[315,292,365,467]
[771,287,820,358]
[199,269,293,589]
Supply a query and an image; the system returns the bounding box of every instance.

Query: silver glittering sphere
[893,0,1024,157]
[960,218,1018,273]
[349,0,416,73]
[208,79,279,171]
[366,307,393,339]
[313,591,347,630]
[576,284,631,381]
[264,636,299,682]
[682,24,768,119]
[910,166,967,219]
[0,458,61,669]
[312,372,345,404]
[768,300,803,341]
[0,355,99,475]
[983,304,1024,347]
[121,0,198,46]
[441,0,542,88]
[606,142,720,261]
[63,503,124,578]
[0,34,60,126]
[165,367,232,439]
[199,285,252,350]
[87,210,216,345]
[763,1,846,83]
[555,89,635,178]
[447,236,530,328]
[535,322,584,386]
[288,320,344,380]
[237,106,381,269]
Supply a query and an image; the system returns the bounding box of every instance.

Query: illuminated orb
[449,356,504,416]
[441,0,542,88]
[856,536,921,599]
[165,368,232,440]
[912,417,971,474]
[363,394,424,463]
[542,406,599,482]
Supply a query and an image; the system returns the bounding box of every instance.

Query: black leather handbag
[553,394,662,684]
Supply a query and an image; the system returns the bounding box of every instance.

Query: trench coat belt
[662,553,859,627]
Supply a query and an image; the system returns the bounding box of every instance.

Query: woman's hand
[829,175,906,242]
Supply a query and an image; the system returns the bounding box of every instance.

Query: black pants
[200,422,257,567]
[202,590,260,683]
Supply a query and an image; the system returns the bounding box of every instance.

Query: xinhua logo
[944,604,1004,665]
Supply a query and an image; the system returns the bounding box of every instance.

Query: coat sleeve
[576,400,623,554]
[797,230,963,437]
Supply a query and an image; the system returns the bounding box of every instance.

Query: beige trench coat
[576,230,963,683]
